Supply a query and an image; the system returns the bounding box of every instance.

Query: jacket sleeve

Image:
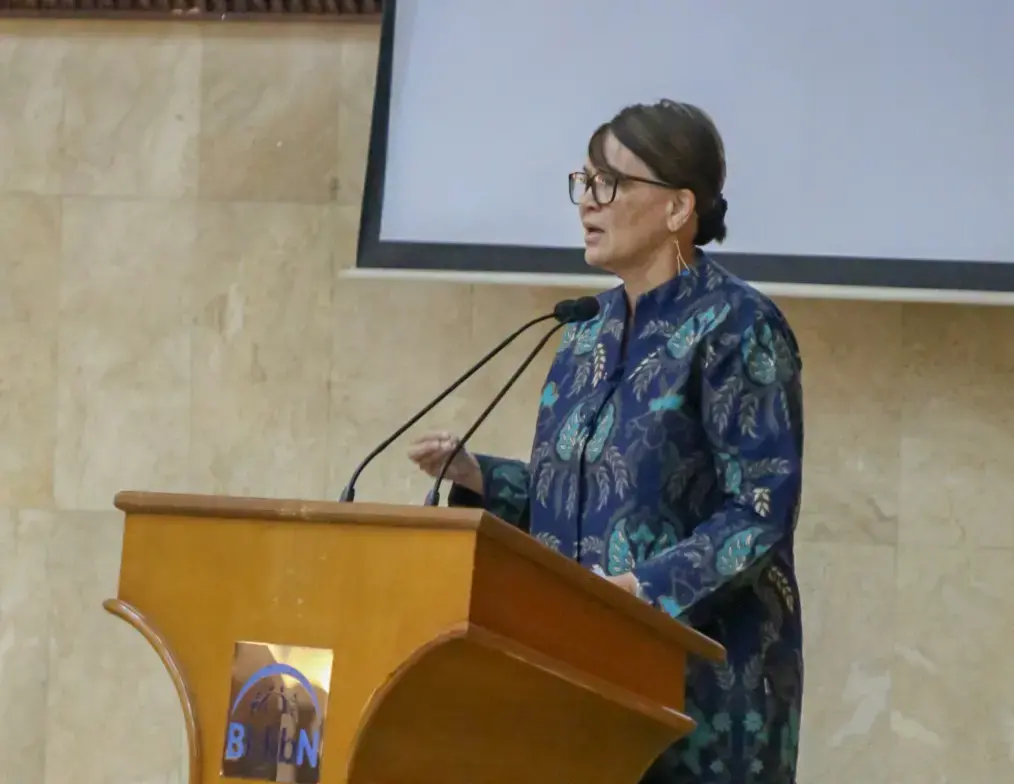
[631,307,804,622]
[447,454,531,532]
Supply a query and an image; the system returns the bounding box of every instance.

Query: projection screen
[353,0,1014,304]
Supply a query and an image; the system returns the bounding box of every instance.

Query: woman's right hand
[407,431,484,495]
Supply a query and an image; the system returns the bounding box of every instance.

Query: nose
[578,186,599,215]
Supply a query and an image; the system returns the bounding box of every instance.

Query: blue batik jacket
[449,253,805,784]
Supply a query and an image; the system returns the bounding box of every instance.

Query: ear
[666,189,696,233]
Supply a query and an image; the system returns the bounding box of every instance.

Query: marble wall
[0,19,1012,784]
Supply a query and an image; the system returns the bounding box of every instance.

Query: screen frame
[355,0,1014,300]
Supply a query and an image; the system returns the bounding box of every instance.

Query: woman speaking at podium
[409,100,804,784]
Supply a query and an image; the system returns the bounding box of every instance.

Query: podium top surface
[115,490,487,527]
[114,491,725,662]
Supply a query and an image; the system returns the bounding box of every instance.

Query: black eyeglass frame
[568,170,681,206]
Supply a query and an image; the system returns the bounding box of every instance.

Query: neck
[618,241,697,307]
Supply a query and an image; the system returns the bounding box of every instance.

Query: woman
[409,100,804,784]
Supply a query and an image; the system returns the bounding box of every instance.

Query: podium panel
[105,491,725,784]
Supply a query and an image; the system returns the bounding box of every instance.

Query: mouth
[583,225,604,244]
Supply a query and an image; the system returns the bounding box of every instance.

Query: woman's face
[576,132,691,274]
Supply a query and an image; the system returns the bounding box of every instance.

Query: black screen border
[356,0,1014,296]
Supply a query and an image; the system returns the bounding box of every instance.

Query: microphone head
[553,295,600,324]
[552,298,576,322]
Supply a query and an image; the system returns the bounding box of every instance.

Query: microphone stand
[423,321,568,507]
[338,311,558,502]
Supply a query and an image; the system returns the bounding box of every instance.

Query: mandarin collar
[611,250,713,320]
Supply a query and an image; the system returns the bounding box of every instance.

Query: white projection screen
[355,0,1014,303]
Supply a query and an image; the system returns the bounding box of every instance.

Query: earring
[672,236,690,276]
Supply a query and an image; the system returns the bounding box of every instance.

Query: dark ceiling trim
[0,0,382,20]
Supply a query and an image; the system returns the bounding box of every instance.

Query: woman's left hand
[603,572,639,594]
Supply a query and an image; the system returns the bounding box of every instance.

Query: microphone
[423,295,600,507]
[338,296,600,503]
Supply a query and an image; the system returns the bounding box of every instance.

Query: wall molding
[0,0,381,21]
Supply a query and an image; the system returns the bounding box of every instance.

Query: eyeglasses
[568,170,677,206]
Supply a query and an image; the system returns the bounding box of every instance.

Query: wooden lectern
[104,491,725,784]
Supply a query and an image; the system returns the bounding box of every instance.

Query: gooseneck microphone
[423,295,600,507]
[338,296,599,503]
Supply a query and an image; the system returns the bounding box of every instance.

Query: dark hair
[588,99,728,246]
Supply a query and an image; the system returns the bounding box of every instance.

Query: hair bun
[694,194,728,246]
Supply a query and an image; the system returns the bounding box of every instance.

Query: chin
[583,245,611,269]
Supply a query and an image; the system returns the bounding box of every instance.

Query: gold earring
[672,235,690,275]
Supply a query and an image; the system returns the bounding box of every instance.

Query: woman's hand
[602,572,639,594]
[407,431,483,495]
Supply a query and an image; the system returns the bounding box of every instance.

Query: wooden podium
[104,491,725,784]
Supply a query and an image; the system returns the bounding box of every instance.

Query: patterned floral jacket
[450,253,805,784]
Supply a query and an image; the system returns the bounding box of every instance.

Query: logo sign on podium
[221,641,333,783]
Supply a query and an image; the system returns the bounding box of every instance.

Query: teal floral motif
[666,302,732,359]
[534,531,561,552]
[744,710,764,733]
[716,526,767,576]
[638,318,677,340]
[741,324,776,385]
[536,401,630,514]
[628,351,664,401]
[715,452,743,494]
[606,517,678,576]
[492,465,528,510]
[752,486,773,518]
[580,534,605,558]
[658,594,683,618]
[539,381,559,408]
[740,317,795,388]
[649,391,684,412]
[667,317,699,359]
[554,404,587,461]
[606,519,634,575]
[699,303,732,332]
[450,253,804,784]
[496,483,524,505]
[557,324,578,352]
[588,446,631,510]
[574,313,605,355]
[628,520,656,556]
[679,702,719,776]
[467,456,531,529]
[585,402,615,462]
[780,706,800,767]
